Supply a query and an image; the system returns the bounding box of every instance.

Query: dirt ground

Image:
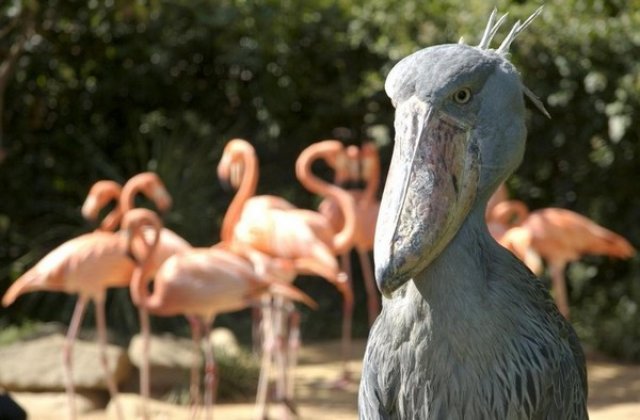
[11,339,640,419]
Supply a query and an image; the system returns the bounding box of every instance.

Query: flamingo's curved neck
[296,144,356,254]
[490,199,530,226]
[130,223,162,307]
[96,186,123,231]
[362,156,381,204]
[221,146,259,242]
[120,179,143,214]
[100,207,122,231]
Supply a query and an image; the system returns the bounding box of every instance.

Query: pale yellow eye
[453,88,472,104]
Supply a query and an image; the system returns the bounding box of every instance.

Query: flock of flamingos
[1,138,636,419]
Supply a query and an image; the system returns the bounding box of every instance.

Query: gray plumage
[359,9,588,420]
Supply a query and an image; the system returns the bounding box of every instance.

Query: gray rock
[127,333,199,393]
[127,327,240,370]
[128,333,201,370]
[209,327,240,357]
[0,332,132,392]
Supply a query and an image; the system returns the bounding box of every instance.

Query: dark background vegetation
[1,0,639,360]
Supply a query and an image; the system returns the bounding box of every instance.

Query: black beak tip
[219,177,233,192]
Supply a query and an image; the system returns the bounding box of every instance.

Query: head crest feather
[474,6,550,118]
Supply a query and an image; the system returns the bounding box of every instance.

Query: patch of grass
[163,346,260,404]
[0,321,63,346]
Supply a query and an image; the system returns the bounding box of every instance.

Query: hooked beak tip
[81,208,96,220]
[81,199,98,220]
[377,278,401,298]
[219,177,233,192]
[375,259,409,298]
[155,191,173,212]
[160,199,172,212]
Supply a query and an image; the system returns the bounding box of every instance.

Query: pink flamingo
[1,208,158,420]
[218,140,355,292]
[119,172,306,419]
[489,199,636,318]
[82,172,191,417]
[118,172,193,417]
[217,138,356,416]
[312,141,380,386]
[318,142,381,328]
[128,208,316,420]
[85,172,191,417]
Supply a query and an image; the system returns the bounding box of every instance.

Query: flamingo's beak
[152,186,173,212]
[217,157,243,192]
[123,228,138,264]
[217,158,232,192]
[374,97,479,297]
[81,196,99,220]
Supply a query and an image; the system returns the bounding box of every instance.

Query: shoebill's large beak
[374,96,480,297]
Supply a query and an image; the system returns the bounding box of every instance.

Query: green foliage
[214,346,261,402]
[0,318,40,345]
[1,0,640,360]
[163,344,260,404]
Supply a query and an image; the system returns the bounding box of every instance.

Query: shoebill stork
[359,8,588,419]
